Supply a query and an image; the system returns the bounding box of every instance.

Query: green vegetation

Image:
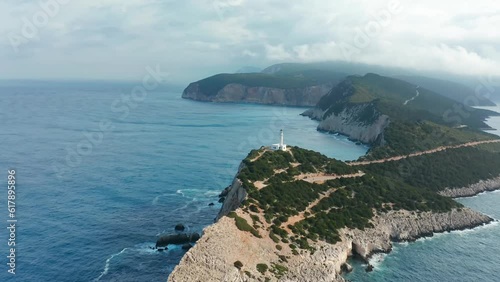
[314,73,498,158]
[256,263,268,274]
[270,263,288,278]
[227,212,261,238]
[366,121,494,159]
[232,144,478,248]
[363,144,500,192]
[194,73,329,96]
[239,150,294,182]
[269,232,280,243]
[234,261,243,270]
[239,147,357,186]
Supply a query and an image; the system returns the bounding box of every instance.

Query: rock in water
[365,264,374,272]
[156,233,201,248]
[181,243,193,250]
[190,233,201,242]
[174,224,185,231]
[341,263,353,273]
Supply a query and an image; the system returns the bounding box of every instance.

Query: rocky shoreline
[439,175,500,198]
[168,207,492,282]
[182,82,333,107]
[167,172,496,282]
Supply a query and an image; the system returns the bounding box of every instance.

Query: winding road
[348,139,500,166]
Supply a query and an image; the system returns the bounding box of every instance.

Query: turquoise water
[345,105,500,282]
[344,192,500,282]
[0,81,368,281]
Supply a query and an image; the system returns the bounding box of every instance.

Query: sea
[0,80,368,282]
[0,81,498,282]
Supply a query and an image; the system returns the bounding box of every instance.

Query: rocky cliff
[182,82,333,107]
[168,206,492,282]
[216,164,247,221]
[439,175,500,198]
[302,104,389,144]
[168,158,494,282]
[301,78,390,145]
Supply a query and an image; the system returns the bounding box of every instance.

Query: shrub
[256,263,268,274]
[234,261,243,270]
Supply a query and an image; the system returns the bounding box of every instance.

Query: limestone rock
[182,83,333,107]
[439,175,500,198]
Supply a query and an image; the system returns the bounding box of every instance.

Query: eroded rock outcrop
[439,175,500,198]
[182,83,333,107]
[168,206,492,282]
[301,80,390,145]
[303,104,390,144]
[216,164,247,221]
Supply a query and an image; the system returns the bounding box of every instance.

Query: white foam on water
[94,242,166,280]
[203,190,222,197]
[368,252,388,270]
[412,220,499,244]
[134,242,161,255]
[152,193,177,205]
[94,248,129,281]
[463,189,500,199]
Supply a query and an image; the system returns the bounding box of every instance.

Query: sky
[0,0,499,83]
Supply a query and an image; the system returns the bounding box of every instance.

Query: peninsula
[169,73,500,282]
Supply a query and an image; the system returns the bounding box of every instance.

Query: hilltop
[302,73,499,159]
[168,142,500,282]
[182,72,345,106]
[181,61,497,107]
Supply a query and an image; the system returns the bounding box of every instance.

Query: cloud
[0,0,499,82]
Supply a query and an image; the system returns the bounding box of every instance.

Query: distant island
[168,71,500,281]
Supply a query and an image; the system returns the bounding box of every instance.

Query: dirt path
[348,139,500,166]
[281,187,341,232]
[296,171,365,184]
[249,149,268,162]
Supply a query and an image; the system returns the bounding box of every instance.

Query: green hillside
[312,73,499,158]
[364,143,500,193]
[192,72,338,97]
[395,75,496,106]
[234,147,463,248]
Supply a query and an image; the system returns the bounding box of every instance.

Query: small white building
[271,129,287,151]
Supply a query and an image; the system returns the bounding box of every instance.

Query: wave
[368,252,388,270]
[94,243,161,281]
[152,193,178,205]
[94,248,129,281]
[412,220,499,243]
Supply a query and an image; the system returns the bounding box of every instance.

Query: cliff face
[216,177,246,221]
[284,208,491,281]
[182,83,333,107]
[439,175,500,198]
[168,206,492,282]
[300,78,390,145]
[303,104,389,144]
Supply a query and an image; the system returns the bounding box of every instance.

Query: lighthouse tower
[271,129,287,151]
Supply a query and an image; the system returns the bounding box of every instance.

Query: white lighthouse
[271,129,287,151]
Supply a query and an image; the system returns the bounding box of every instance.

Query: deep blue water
[0,81,368,282]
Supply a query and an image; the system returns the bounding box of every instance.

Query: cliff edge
[183,82,333,107]
[168,206,491,282]
[168,146,497,282]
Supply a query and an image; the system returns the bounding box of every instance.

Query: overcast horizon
[1,0,499,83]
